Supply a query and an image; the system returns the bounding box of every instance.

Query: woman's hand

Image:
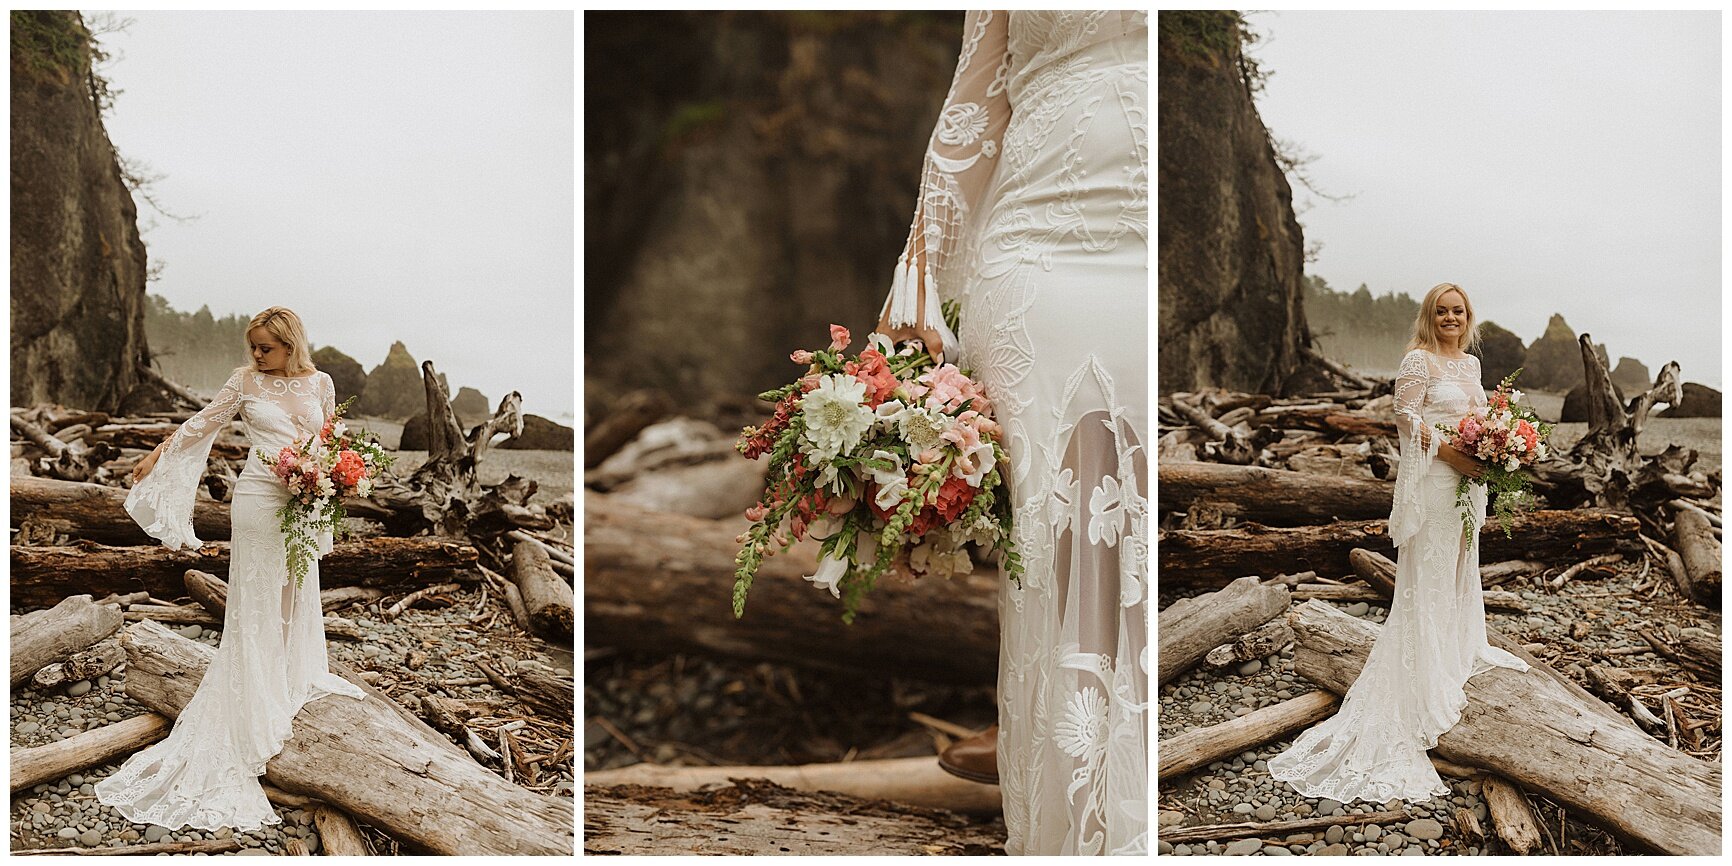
[1439,442,1486,479]
[132,442,165,483]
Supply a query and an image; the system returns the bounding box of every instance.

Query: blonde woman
[1267,283,1528,805]
[95,307,365,831]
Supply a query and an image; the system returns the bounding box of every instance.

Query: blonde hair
[1406,282,1479,354]
[235,306,317,377]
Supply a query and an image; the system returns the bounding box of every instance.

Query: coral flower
[828,324,851,353]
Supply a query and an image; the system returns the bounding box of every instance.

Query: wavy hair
[1405,282,1479,355]
[234,306,317,377]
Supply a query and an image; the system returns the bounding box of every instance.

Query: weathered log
[1583,665,1664,708]
[1479,559,1548,586]
[1157,690,1337,780]
[10,476,231,545]
[384,582,462,619]
[1250,406,1395,439]
[1673,506,1721,604]
[9,537,478,609]
[122,603,220,627]
[11,712,172,793]
[16,839,242,856]
[586,493,999,683]
[1287,582,1523,612]
[582,780,1003,855]
[1203,618,1293,668]
[30,640,125,690]
[1546,552,1623,592]
[1286,600,1719,855]
[1301,344,1377,391]
[1481,774,1543,855]
[319,586,386,612]
[1158,810,1408,845]
[10,413,118,482]
[136,364,206,410]
[586,756,1000,815]
[1158,461,1393,524]
[584,389,670,469]
[1157,576,1290,686]
[476,659,572,719]
[1171,397,1256,464]
[313,805,372,856]
[12,595,124,688]
[1159,509,1642,588]
[1348,547,1399,597]
[511,539,573,641]
[116,620,572,855]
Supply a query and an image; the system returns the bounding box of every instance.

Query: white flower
[331,420,348,440]
[356,477,373,497]
[955,440,996,487]
[1505,456,1519,472]
[803,552,847,598]
[867,449,909,511]
[1510,389,1524,403]
[1088,475,1126,547]
[866,332,895,356]
[896,405,953,456]
[800,374,874,462]
[317,475,336,497]
[1054,687,1109,759]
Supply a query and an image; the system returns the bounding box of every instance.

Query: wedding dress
[1267,349,1528,803]
[95,367,364,831]
[884,10,1147,854]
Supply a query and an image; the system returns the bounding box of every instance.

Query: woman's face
[1433,290,1468,349]
[248,327,289,374]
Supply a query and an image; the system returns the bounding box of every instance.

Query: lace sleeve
[320,372,336,420]
[123,369,246,550]
[1389,350,1440,548]
[879,9,1013,357]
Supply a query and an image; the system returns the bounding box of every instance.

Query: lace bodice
[1393,349,1486,446]
[124,368,335,550]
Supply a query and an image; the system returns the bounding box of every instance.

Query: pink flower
[941,411,985,453]
[845,348,897,407]
[744,504,768,522]
[918,364,987,414]
[790,349,815,365]
[828,324,851,353]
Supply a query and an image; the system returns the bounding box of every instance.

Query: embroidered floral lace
[892,10,1148,855]
[1266,349,1529,804]
[95,368,364,831]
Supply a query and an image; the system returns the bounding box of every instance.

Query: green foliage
[11,11,90,79]
[143,295,254,390]
[1302,275,1422,372]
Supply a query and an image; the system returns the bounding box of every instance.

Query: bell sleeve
[1388,349,1440,548]
[320,371,336,421]
[880,9,1014,358]
[124,369,246,550]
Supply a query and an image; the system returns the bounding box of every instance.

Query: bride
[878,11,1147,855]
[95,306,365,831]
[1267,282,1529,804]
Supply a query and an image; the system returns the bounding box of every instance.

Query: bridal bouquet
[255,397,395,587]
[1435,369,1553,549]
[733,323,1022,623]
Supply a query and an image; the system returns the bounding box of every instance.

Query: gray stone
[66,680,93,697]
[1158,840,1174,855]
[1236,660,1263,675]
[1318,843,1349,856]
[1325,825,1344,844]
[1344,602,1370,617]
[1232,802,1255,815]
[1401,848,1424,856]
[1159,810,1186,827]
[1189,701,1214,714]
[1319,798,1342,816]
[1225,839,1264,855]
[144,824,171,843]
[1254,804,1277,821]
[57,827,79,840]
[80,829,102,846]
[1386,832,1407,850]
[1363,824,1383,842]
[1263,844,1292,855]
[1406,818,1444,841]
[177,625,203,640]
[18,721,40,734]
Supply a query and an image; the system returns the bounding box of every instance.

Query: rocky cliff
[1158,11,1311,395]
[11,11,151,411]
[585,11,961,408]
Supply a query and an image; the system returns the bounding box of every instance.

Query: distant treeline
[143,294,250,391]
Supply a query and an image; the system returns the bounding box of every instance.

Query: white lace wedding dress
[884,10,1147,855]
[1267,349,1529,803]
[95,368,364,831]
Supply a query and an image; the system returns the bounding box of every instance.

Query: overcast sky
[94,11,575,418]
[1248,11,1721,387]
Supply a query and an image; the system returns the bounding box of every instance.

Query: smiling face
[248,327,290,374]
[1432,289,1469,351]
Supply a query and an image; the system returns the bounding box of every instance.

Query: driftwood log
[1480,774,1544,855]
[312,805,372,856]
[512,539,573,642]
[1203,618,1294,668]
[30,640,125,690]
[9,537,478,609]
[11,713,172,794]
[1158,810,1409,845]
[1158,509,1642,588]
[11,476,230,544]
[1157,690,1337,780]
[1672,506,1721,604]
[586,493,998,683]
[116,620,572,855]
[10,412,120,482]
[1157,576,1290,685]
[586,756,1000,815]
[584,389,670,469]
[1158,461,1393,524]
[1286,600,1719,855]
[12,595,123,688]
[583,780,1003,856]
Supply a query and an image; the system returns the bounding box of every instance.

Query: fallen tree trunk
[9,538,478,609]
[586,756,1000,815]
[1158,462,1393,524]
[11,713,171,793]
[30,640,125,690]
[1285,600,1719,855]
[1481,774,1543,855]
[12,595,123,688]
[1204,618,1293,668]
[1159,509,1641,588]
[1157,576,1290,685]
[11,476,230,545]
[583,780,1004,855]
[586,493,999,683]
[1345,548,1523,610]
[512,539,573,642]
[312,805,372,856]
[1673,506,1721,605]
[1157,690,1337,780]
[1158,810,1408,845]
[116,620,572,855]
[1250,406,1395,439]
